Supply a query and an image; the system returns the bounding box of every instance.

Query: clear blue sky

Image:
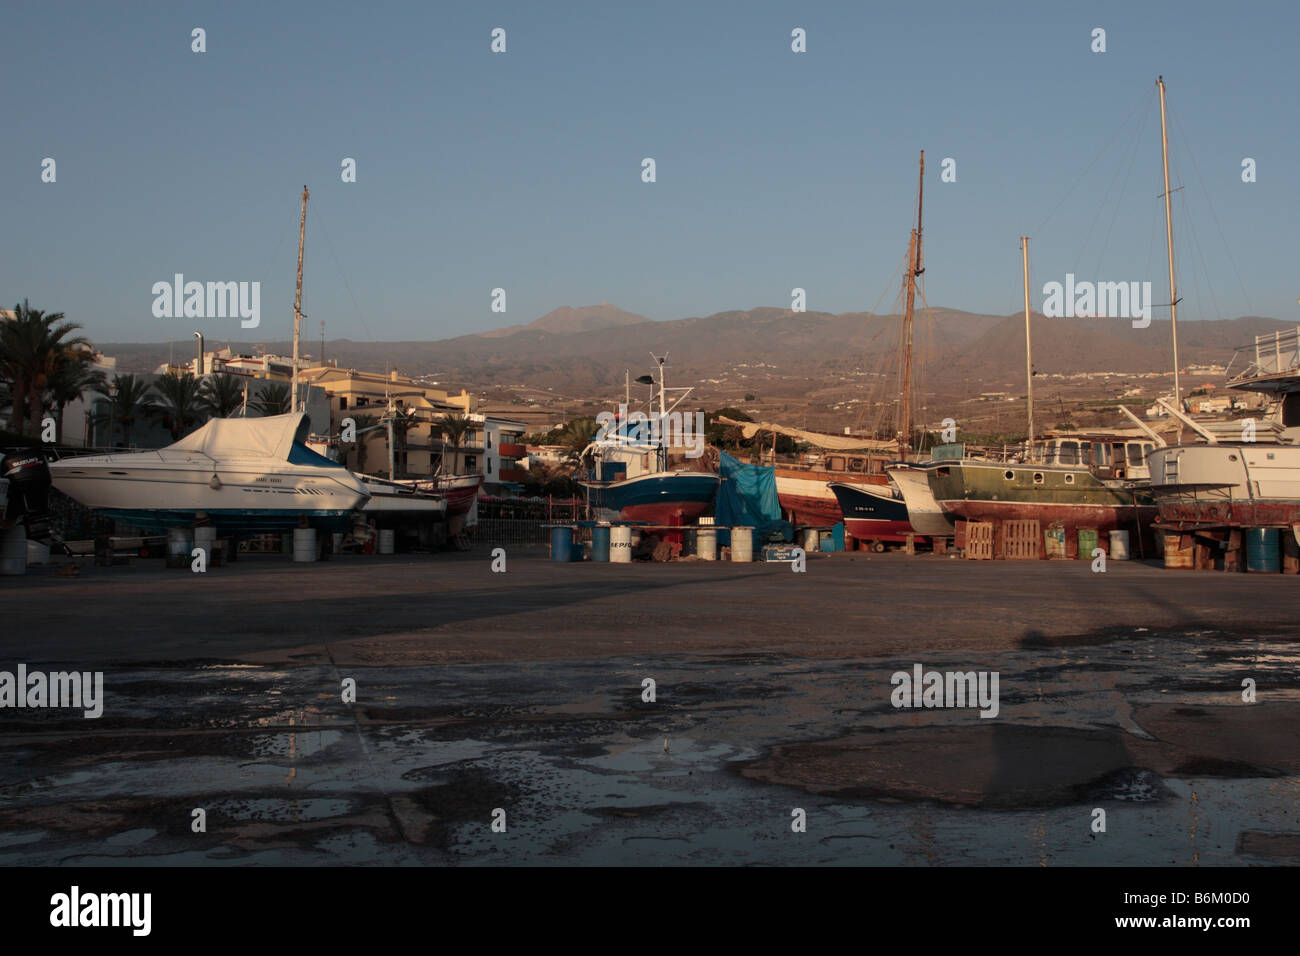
[3,0,1295,345]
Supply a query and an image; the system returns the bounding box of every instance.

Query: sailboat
[826,151,930,547]
[914,93,1189,558]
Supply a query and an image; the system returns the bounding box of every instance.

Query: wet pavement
[1,549,1297,865]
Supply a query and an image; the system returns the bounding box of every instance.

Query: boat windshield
[287,441,344,468]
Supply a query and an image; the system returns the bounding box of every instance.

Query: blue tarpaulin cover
[715,452,792,547]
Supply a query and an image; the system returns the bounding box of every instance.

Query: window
[1093,444,1111,467]
[1058,441,1079,465]
[1126,442,1145,465]
[339,397,348,410]
[1004,470,1015,481]
[1033,472,1045,484]
[1064,474,1075,484]
[488,459,493,473]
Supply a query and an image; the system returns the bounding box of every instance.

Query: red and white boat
[406,474,483,517]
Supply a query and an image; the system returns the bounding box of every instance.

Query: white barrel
[166,527,193,568]
[293,527,318,563]
[802,527,820,553]
[1108,529,1130,560]
[377,529,395,555]
[194,526,217,563]
[697,527,717,561]
[0,523,27,576]
[610,525,633,563]
[731,527,753,562]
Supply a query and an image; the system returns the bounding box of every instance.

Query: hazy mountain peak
[478,303,653,338]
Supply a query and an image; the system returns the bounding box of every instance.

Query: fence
[474,497,587,546]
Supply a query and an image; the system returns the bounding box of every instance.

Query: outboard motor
[1,449,55,542]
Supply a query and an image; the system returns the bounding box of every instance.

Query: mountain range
[99,303,1292,408]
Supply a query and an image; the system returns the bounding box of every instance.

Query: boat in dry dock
[48,412,371,533]
[579,355,720,523]
[1149,327,1300,532]
[922,433,1160,556]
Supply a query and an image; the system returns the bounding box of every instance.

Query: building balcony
[499,443,527,458]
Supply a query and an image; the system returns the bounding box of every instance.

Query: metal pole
[1157,78,1180,407]
[1022,237,1034,451]
[292,185,309,413]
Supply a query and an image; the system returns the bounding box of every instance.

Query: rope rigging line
[1169,102,1254,316]
[1031,85,1156,239]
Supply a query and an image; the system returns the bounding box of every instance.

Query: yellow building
[300,366,485,479]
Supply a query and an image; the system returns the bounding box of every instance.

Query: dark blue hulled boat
[828,480,916,546]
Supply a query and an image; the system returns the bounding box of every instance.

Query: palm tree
[560,417,600,473]
[202,373,247,418]
[249,382,291,416]
[344,413,379,473]
[95,374,153,447]
[45,351,108,443]
[388,403,418,478]
[147,372,209,441]
[436,412,474,476]
[0,299,90,436]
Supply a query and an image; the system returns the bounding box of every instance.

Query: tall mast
[1021,236,1034,446]
[1157,77,1181,408]
[898,150,924,461]
[292,185,309,414]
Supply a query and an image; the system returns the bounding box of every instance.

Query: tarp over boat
[715,451,791,546]
[716,416,899,452]
[167,412,310,461]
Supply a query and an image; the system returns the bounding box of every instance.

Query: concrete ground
[1,548,1297,865]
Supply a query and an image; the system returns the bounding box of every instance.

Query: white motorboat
[49,413,371,533]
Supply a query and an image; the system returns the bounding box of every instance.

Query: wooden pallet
[966,521,994,560]
[1003,519,1042,560]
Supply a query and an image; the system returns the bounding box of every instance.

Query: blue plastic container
[1246,528,1280,573]
[591,525,611,562]
[550,526,576,562]
[830,523,846,552]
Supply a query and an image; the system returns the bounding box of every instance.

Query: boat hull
[774,470,889,527]
[828,481,916,542]
[51,461,369,532]
[585,471,719,524]
[1149,444,1300,530]
[927,459,1156,557]
[886,464,955,537]
[406,475,482,517]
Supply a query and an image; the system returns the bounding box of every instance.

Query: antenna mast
[1157,78,1181,407]
[1022,237,1034,446]
[898,150,925,461]
[292,185,309,413]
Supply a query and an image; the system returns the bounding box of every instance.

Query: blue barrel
[591,525,611,562]
[550,526,575,563]
[830,523,846,552]
[1246,528,1280,573]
